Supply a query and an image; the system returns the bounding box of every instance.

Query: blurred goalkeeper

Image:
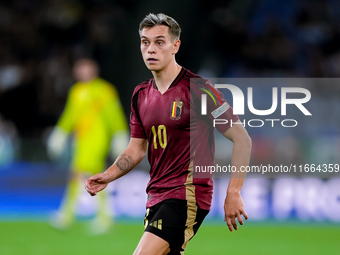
[47,58,129,233]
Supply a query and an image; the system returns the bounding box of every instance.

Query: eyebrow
[141,35,167,40]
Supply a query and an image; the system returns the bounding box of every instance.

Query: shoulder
[132,78,153,97]
[130,78,153,110]
[181,68,215,93]
[91,78,121,98]
[183,68,201,80]
[68,82,83,97]
[94,78,115,90]
[178,68,201,86]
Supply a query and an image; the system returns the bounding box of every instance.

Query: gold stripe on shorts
[181,160,198,254]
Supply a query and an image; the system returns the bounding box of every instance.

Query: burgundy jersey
[130,68,238,210]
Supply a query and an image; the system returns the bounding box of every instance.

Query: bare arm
[85,137,148,196]
[221,120,252,231]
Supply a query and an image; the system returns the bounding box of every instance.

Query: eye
[157,41,164,45]
[142,40,149,45]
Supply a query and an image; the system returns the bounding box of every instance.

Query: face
[140,25,180,72]
[73,62,98,82]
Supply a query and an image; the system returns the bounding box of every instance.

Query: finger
[85,184,97,196]
[86,174,100,182]
[86,178,94,186]
[226,217,233,232]
[241,209,249,220]
[85,180,94,190]
[86,177,102,189]
[231,216,238,230]
[88,190,97,196]
[236,212,243,225]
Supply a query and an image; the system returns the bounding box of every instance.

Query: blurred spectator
[0,62,24,93]
[47,58,129,234]
[0,114,19,166]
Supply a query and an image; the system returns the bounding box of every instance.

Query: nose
[148,43,156,54]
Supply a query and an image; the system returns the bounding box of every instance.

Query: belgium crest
[170,98,183,120]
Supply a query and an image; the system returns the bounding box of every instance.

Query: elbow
[244,133,252,155]
[245,133,252,150]
[139,149,147,161]
[235,132,252,152]
[135,144,147,163]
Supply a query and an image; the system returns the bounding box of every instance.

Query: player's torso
[137,80,191,163]
[135,76,193,207]
[134,68,215,210]
[67,80,115,150]
[72,80,109,125]
[139,85,189,140]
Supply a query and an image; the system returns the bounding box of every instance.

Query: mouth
[147,58,158,63]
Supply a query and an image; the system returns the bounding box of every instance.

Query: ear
[172,39,181,55]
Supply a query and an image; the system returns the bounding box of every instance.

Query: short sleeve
[192,79,239,134]
[130,87,147,139]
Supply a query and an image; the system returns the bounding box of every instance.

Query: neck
[79,76,97,83]
[152,61,182,94]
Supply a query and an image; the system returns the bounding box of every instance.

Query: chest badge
[170,98,183,120]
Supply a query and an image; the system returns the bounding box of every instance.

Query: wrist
[227,189,241,195]
[104,168,116,182]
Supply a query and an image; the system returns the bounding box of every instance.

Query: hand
[85,173,110,196]
[47,127,68,160]
[224,192,248,232]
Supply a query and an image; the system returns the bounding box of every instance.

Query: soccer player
[85,13,251,254]
[48,58,129,233]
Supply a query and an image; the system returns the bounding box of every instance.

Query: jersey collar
[152,67,186,90]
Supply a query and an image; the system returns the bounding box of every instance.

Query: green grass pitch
[0,220,339,255]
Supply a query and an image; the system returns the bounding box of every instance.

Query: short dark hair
[139,13,181,40]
